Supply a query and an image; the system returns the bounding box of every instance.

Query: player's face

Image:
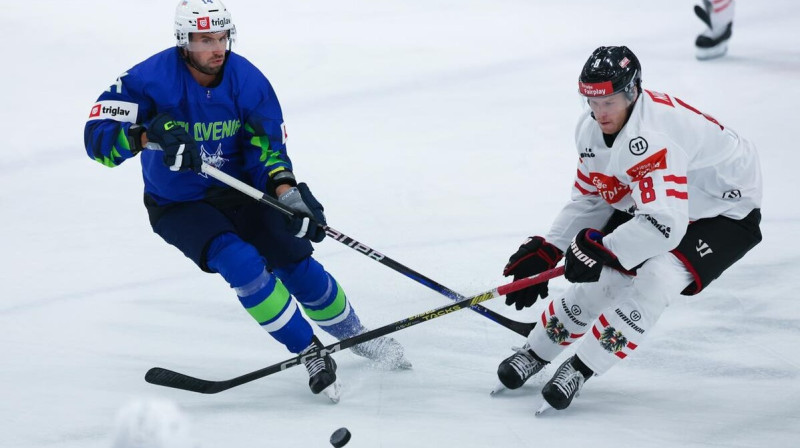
[187,32,228,75]
[587,92,631,134]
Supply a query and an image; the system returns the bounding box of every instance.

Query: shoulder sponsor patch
[626,148,668,181]
[88,100,138,123]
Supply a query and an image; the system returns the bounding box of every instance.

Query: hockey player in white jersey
[694,0,735,59]
[493,46,762,413]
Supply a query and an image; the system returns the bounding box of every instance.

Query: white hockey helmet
[174,0,236,48]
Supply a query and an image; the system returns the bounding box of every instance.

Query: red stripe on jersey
[592,325,601,339]
[541,312,548,327]
[615,352,628,359]
[627,342,638,350]
[664,175,687,184]
[666,189,688,200]
[598,314,610,328]
[574,182,595,196]
[576,168,592,185]
[548,301,555,316]
[645,90,674,107]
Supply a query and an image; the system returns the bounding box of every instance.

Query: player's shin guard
[575,299,650,375]
[274,257,363,340]
[207,233,313,354]
[526,296,592,362]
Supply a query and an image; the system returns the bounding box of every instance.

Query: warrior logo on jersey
[198,143,228,177]
[598,326,628,354]
[590,172,631,204]
[629,137,648,156]
[545,316,570,344]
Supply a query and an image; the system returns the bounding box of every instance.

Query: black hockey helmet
[578,46,641,100]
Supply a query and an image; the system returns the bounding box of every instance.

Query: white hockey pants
[526,252,693,375]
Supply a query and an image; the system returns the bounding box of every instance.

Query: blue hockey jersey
[84,47,292,204]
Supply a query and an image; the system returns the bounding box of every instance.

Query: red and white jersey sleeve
[559,89,762,269]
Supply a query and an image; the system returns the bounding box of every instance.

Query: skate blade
[490,382,507,396]
[534,396,553,416]
[322,380,342,404]
[696,43,728,60]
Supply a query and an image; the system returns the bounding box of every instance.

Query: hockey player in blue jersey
[84,0,410,402]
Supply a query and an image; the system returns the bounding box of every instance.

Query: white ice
[2,1,799,447]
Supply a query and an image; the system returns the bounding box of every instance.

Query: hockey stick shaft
[198,163,536,336]
[144,265,564,394]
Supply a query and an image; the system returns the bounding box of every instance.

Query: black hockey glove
[278,183,327,243]
[503,236,563,310]
[564,229,618,283]
[146,113,202,173]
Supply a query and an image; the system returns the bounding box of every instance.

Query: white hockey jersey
[546,89,762,270]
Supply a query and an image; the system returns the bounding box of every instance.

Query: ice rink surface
[2,1,798,447]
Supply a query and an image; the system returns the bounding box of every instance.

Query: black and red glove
[503,236,563,310]
[564,229,619,283]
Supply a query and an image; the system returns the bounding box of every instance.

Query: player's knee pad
[273,257,334,308]
[631,253,692,321]
[205,232,266,288]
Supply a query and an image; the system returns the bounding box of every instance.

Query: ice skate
[695,22,732,60]
[491,344,547,395]
[540,356,588,411]
[351,334,412,370]
[301,336,341,403]
[694,0,734,60]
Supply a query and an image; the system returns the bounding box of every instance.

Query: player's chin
[203,64,223,74]
[599,122,621,134]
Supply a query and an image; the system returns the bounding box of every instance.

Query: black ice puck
[330,427,351,447]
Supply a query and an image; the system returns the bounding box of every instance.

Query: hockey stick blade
[145,266,563,394]
[198,163,536,337]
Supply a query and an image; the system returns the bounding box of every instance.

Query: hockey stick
[145,266,564,394]
[194,162,537,336]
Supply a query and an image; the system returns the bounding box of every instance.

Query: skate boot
[351,335,412,370]
[301,336,341,402]
[694,0,734,60]
[538,356,590,414]
[492,344,547,394]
